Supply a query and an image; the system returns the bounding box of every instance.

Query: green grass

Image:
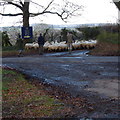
[2,47,39,57]
[90,31,119,56]
[97,31,119,44]
[2,46,18,51]
[2,68,67,118]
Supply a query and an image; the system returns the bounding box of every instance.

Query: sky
[0,0,119,27]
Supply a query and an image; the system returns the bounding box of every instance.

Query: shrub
[90,31,119,56]
[2,46,18,51]
[76,27,100,40]
[97,31,119,44]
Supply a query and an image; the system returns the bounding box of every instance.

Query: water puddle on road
[44,52,67,56]
[61,57,83,59]
[100,72,119,77]
[45,76,89,89]
[67,81,89,88]
[43,50,89,57]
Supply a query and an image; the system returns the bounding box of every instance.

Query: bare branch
[0,0,83,24]
[30,1,44,8]
[19,0,24,7]
[43,0,54,12]
[30,11,66,21]
[30,0,82,22]
[8,1,23,11]
[0,13,23,16]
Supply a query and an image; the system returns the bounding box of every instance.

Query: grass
[2,48,39,57]
[90,42,120,56]
[90,32,119,56]
[97,32,119,44]
[2,68,71,118]
[2,46,18,51]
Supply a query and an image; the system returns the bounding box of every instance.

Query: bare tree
[113,0,120,10]
[0,0,83,27]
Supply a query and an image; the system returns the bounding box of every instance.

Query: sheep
[25,40,97,52]
[33,43,39,49]
[44,41,51,51]
[47,41,66,52]
[72,41,82,50]
[25,43,34,50]
[58,43,68,51]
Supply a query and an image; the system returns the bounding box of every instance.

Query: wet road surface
[2,50,119,118]
[2,51,119,99]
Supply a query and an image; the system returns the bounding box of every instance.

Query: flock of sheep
[25,40,97,52]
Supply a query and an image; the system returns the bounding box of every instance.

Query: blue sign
[21,27,33,39]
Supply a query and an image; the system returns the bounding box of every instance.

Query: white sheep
[25,40,97,52]
[33,43,39,49]
[43,41,51,51]
[72,41,82,50]
[25,43,34,49]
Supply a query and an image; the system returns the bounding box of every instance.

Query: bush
[2,46,18,51]
[97,31,119,44]
[90,31,119,56]
[76,27,100,40]
[2,31,12,47]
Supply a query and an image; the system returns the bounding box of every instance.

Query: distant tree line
[76,24,119,41]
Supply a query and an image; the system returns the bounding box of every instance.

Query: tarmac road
[2,51,119,99]
[2,50,119,118]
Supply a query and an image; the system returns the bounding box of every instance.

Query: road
[2,50,119,118]
[2,50,119,98]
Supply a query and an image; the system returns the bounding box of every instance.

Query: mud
[2,50,119,118]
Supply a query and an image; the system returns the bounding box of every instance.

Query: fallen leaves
[2,68,74,118]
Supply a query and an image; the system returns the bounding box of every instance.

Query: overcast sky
[0,0,119,27]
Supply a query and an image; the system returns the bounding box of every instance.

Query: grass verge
[2,49,39,57]
[89,32,119,56]
[89,42,120,56]
[2,67,73,118]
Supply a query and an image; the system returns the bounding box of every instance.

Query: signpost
[21,26,33,39]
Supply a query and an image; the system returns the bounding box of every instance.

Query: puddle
[61,64,70,67]
[67,81,89,87]
[43,50,89,57]
[60,64,70,70]
[61,57,83,59]
[49,76,89,88]
[72,51,89,56]
[100,72,119,77]
[44,52,67,56]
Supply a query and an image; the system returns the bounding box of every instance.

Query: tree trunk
[23,2,30,27]
[23,2,30,45]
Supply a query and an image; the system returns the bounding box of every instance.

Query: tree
[113,1,120,25]
[61,27,68,42]
[77,27,100,40]
[0,0,83,27]
[2,31,12,47]
[113,1,120,10]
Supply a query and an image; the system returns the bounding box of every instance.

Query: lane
[2,55,119,99]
